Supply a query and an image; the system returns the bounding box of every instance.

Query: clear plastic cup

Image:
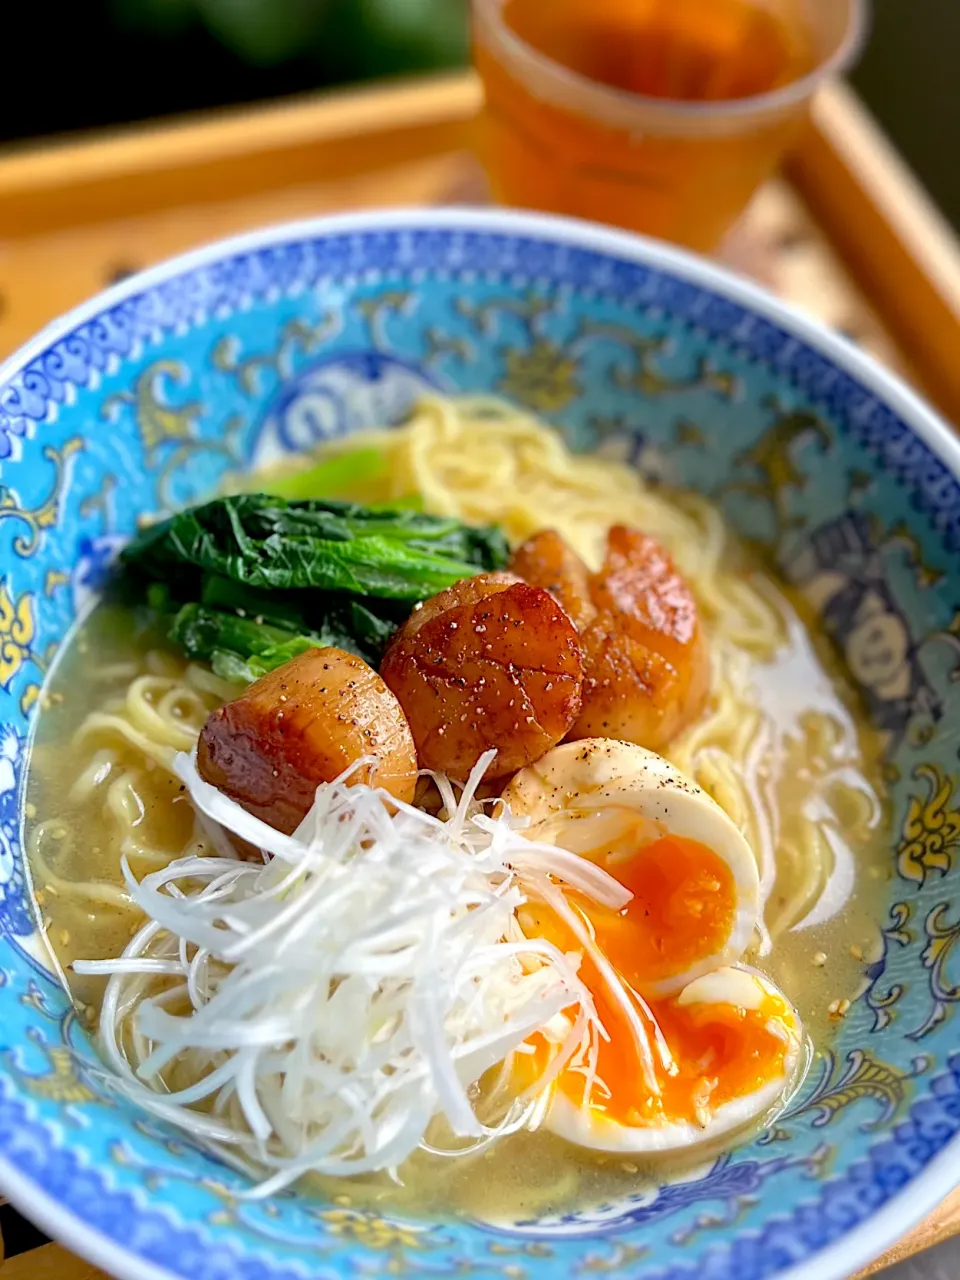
[473,0,868,253]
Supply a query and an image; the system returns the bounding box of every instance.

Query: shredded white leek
[75,750,634,1195]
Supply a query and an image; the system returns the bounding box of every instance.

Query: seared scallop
[380,573,584,781]
[198,647,417,834]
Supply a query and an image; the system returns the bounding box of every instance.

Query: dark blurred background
[2,0,959,230]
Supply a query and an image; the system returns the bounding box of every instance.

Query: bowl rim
[3,205,957,484]
[1,205,959,1280]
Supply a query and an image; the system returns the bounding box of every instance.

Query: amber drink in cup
[473,0,866,252]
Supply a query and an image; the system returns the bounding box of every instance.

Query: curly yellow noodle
[123,675,211,751]
[68,749,117,806]
[766,822,833,941]
[30,824,134,912]
[28,652,226,961]
[76,713,180,773]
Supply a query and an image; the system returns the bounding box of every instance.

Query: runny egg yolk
[519,997,791,1132]
[516,837,791,1131]
[644,989,792,1127]
[569,831,738,992]
[579,982,791,1129]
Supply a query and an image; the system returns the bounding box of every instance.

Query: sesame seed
[813,952,827,967]
[850,945,863,961]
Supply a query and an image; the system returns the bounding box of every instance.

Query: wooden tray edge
[788,81,960,424]
[3,71,957,421]
[0,74,481,236]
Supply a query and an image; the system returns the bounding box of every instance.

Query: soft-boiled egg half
[540,967,802,1153]
[502,739,761,997]
[503,741,803,1153]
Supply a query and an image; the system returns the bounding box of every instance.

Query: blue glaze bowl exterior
[1,209,959,1280]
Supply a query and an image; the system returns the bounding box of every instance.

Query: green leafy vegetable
[122,493,509,684]
[122,494,508,600]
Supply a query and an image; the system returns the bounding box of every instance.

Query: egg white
[502,739,761,996]
[544,967,803,1155]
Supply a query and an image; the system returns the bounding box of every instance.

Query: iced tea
[474,0,865,251]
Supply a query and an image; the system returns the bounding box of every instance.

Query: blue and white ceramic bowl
[1,209,959,1280]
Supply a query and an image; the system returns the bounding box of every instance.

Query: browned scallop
[380,573,584,781]
[574,526,709,748]
[573,612,690,747]
[511,525,710,752]
[197,647,418,834]
[509,530,597,629]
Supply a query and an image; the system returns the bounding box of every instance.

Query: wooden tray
[2,70,960,1280]
[1,72,959,419]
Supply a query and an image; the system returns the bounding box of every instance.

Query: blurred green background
[2,0,958,231]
